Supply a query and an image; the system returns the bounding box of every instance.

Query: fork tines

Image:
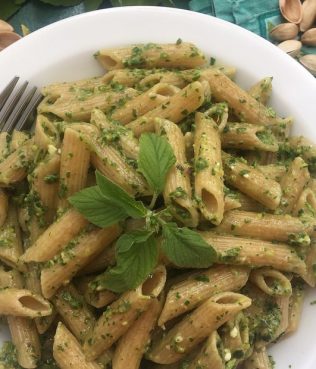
[0,76,42,133]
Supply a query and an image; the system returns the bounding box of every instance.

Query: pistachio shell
[0,20,13,33]
[301,28,316,46]
[278,39,302,57]
[269,23,299,41]
[0,32,21,51]
[299,54,316,76]
[279,0,303,24]
[300,0,316,32]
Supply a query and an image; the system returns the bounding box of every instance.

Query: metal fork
[0,76,43,133]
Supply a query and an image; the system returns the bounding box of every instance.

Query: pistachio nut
[301,28,316,46]
[299,54,316,76]
[270,23,299,41]
[278,39,302,57]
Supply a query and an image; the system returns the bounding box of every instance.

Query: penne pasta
[0,288,52,318]
[186,331,226,369]
[111,83,179,124]
[91,108,140,159]
[22,208,89,263]
[278,157,310,214]
[0,138,37,186]
[34,114,60,150]
[200,232,307,276]
[155,118,198,227]
[41,224,121,298]
[222,152,282,210]
[58,127,90,209]
[53,284,96,342]
[248,76,273,105]
[83,266,166,361]
[287,280,305,334]
[0,189,8,227]
[243,347,272,369]
[194,113,224,225]
[96,42,206,70]
[53,322,102,369]
[221,123,278,152]
[201,68,286,126]
[126,81,208,137]
[215,209,313,242]
[158,265,249,326]
[249,268,292,296]
[112,298,162,369]
[147,292,251,364]
[0,205,25,272]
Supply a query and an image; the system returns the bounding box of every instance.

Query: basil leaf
[96,171,148,219]
[94,230,158,293]
[138,133,176,195]
[69,186,127,227]
[161,223,216,268]
[83,0,103,10]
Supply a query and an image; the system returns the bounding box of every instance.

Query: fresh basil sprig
[70,133,216,293]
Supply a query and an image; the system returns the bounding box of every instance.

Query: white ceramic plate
[1,6,316,368]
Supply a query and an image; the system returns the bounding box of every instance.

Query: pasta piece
[53,284,96,342]
[287,280,305,334]
[293,187,316,217]
[220,312,251,363]
[201,68,286,126]
[194,113,224,225]
[22,208,89,263]
[41,224,121,298]
[273,294,290,342]
[238,192,264,212]
[34,114,60,150]
[224,195,241,212]
[31,152,60,224]
[75,276,117,308]
[83,265,166,361]
[58,127,90,209]
[158,265,249,326]
[200,232,307,276]
[257,164,286,181]
[0,138,36,186]
[138,66,236,90]
[112,298,162,369]
[9,130,29,152]
[147,292,251,364]
[221,123,278,152]
[0,205,25,271]
[249,268,292,296]
[222,152,282,210]
[38,85,138,122]
[215,209,313,242]
[203,102,229,133]
[279,157,310,214]
[243,347,273,369]
[186,331,226,369]
[288,135,316,169]
[79,242,116,275]
[248,77,273,105]
[0,189,8,227]
[91,108,140,160]
[0,131,10,161]
[302,241,316,287]
[126,81,208,137]
[155,118,198,227]
[53,322,102,369]
[96,42,206,70]
[0,288,52,317]
[0,268,41,368]
[111,83,179,124]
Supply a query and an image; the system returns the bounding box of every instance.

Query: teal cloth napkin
[8,0,316,55]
